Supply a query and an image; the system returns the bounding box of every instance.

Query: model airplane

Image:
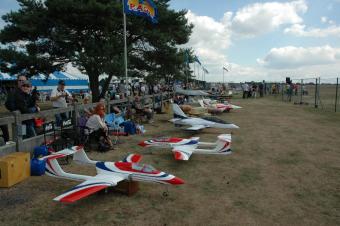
[198,99,230,112]
[139,134,232,160]
[200,99,242,111]
[41,146,184,203]
[170,104,239,131]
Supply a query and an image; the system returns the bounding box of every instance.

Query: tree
[0,0,192,101]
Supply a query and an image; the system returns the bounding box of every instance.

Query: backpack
[123,121,136,135]
[5,92,16,111]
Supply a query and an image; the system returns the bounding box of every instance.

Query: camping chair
[42,121,71,165]
[104,113,126,144]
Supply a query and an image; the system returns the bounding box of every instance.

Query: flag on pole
[223,66,229,72]
[203,67,209,74]
[124,0,158,24]
[194,56,202,65]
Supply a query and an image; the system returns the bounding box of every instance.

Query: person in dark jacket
[14,80,40,138]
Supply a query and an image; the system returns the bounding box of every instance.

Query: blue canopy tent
[31,72,89,92]
[0,71,89,93]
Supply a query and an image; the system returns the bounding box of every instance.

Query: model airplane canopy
[41,146,184,203]
[139,134,232,161]
[171,104,239,131]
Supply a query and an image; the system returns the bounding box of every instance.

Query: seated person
[85,103,113,150]
[133,94,153,123]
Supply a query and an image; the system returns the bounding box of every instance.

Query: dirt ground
[0,97,339,226]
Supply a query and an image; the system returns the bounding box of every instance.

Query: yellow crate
[0,152,30,188]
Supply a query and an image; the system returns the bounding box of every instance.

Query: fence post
[300,79,303,104]
[13,111,23,152]
[160,92,163,112]
[281,83,284,101]
[106,98,111,114]
[152,93,155,111]
[335,77,339,112]
[314,78,318,108]
[73,103,78,129]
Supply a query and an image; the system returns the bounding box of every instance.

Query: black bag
[98,139,110,152]
[5,92,16,111]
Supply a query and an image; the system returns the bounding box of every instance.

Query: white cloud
[181,1,340,83]
[184,10,231,82]
[231,0,307,37]
[257,45,340,69]
[284,23,340,37]
[321,17,328,23]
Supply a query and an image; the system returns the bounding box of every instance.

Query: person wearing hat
[50,80,72,126]
[14,79,40,138]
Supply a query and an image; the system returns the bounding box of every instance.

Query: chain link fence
[265,77,339,112]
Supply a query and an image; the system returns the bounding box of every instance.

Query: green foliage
[0,0,193,101]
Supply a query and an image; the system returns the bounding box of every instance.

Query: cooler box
[0,152,30,188]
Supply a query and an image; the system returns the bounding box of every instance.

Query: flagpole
[123,1,128,96]
[223,67,224,84]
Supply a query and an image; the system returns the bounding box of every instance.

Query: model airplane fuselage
[171,104,239,130]
[202,99,242,110]
[42,146,184,203]
[139,134,232,160]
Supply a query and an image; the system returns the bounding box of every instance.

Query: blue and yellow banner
[124,0,158,24]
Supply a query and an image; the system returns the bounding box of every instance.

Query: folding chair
[105,113,127,144]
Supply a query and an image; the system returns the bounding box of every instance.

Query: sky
[1,0,340,82]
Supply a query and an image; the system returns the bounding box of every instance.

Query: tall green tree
[0,0,192,101]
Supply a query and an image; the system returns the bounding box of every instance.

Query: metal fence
[266,77,339,112]
[0,92,173,156]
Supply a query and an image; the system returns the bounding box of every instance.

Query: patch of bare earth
[0,98,339,226]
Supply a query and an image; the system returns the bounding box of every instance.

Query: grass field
[0,97,339,226]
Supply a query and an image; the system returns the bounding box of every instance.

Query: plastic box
[0,152,30,188]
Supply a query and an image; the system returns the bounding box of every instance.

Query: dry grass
[0,97,339,226]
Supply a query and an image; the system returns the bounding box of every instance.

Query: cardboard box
[112,181,139,196]
[0,152,30,188]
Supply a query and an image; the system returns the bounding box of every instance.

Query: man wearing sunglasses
[2,75,31,142]
[13,80,40,138]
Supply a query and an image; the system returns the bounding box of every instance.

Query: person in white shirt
[50,80,72,126]
[85,103,113,151]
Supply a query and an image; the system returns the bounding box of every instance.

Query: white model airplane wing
[53,174,125,203]
[185,125,207,131]
[172,146,194,160]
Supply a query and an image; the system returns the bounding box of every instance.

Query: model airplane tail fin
[213,134,232,154]
[72,146,97,165]
[172,104,188,119]
[42,155,70,178]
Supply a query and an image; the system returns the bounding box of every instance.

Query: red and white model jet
[199,99,242,112]
[139,134,232,161]
[41,146,184,203]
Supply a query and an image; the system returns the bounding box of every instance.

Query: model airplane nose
[229,124,240,129]
[138,141,147,147]
[168,177,185,185]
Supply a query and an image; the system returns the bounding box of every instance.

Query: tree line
[0,0,196,101]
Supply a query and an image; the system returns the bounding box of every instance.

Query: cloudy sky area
[170,0,340,82]
[1,0,340,82]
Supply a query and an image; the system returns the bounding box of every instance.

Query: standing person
[3,75,30,141]
[252,83,258,98]
[50,80,72,127]
[259,83,264,98]
[241,83,249,99]
[14,80,40,138]
[247,84,252,98]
